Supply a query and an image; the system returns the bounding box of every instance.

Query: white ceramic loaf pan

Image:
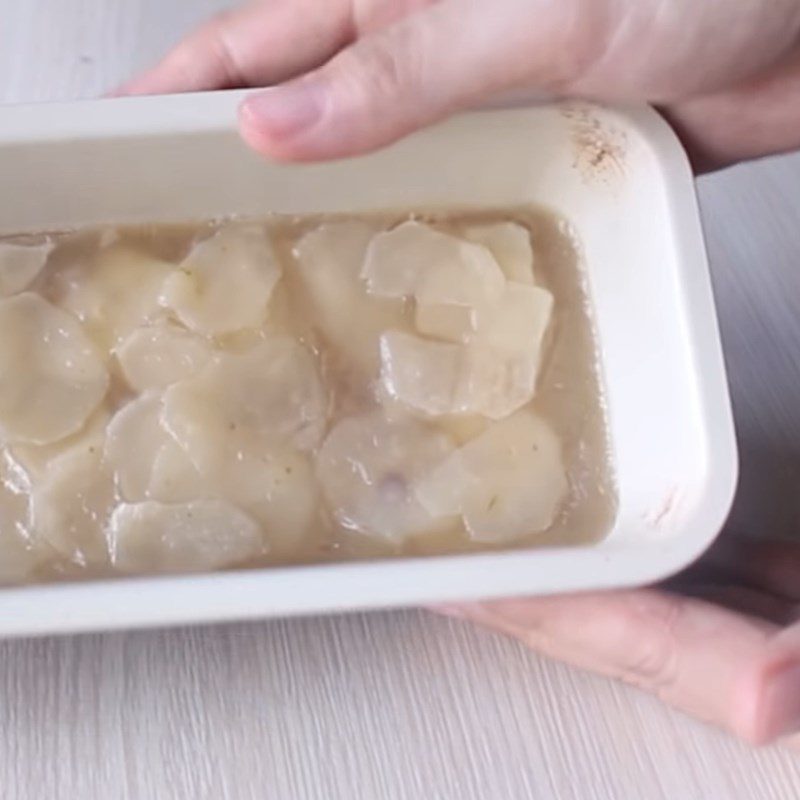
[0,90,736,637]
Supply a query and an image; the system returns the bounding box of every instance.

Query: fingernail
[764,662,800,739]
[242,81,325,139]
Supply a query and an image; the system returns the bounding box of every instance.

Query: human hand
[438,537,800,749]
[122,1,800,747]
[120,0,800,169]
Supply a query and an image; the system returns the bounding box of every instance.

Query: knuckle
[728,636,799,746]
[199,11,248,86]
[727,664,772,746]
[328,23,428,115]
[353,0,436,32]
[614,595,683,693]
[547,1,627,89]
[334,39,407,105]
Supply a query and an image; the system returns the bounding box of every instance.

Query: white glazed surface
[0,3,798,800]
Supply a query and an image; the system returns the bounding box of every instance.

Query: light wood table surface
[0,2,798,798]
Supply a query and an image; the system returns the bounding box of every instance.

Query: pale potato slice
[0,526,39,585]
[415,245,506,312]
[162,337,327,467]
[316,413,456,543]
[411,447,478,519]
[148,440,318,556]
[416,272,552,355]
[107,499,264,574]
[30,440,115,567]
[0,450,41,584]
[463,222,535,284]
[1,447,30,496]
[361,220,432,298]
[146,439,203,505]
[362,221,505,310]
[160,224,280,335]
[117,321,213,392]
[460,347,540,420]
[0,240,54,296]
[56,244,174,350]
[414,303,474,343]
[380,332,461,416]
[472,283,553,355]
[105,393,171,501]
[417,410,567,543]
[379,331,537,420]
[203,447,317,555]
[10,407,110,479]
[227,448,318,554]
[293,221,408,375]
[0,293,109,445]
[438,414,490,446]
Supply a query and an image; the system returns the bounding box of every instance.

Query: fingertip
[735,655,800,746]
[238,98,300,162]
[237,84,327,162]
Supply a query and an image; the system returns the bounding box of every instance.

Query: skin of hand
[439,538,800,750]
[117,0,800,169]
[120,0,800,747]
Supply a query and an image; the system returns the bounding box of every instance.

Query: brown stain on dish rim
[562,103,628,185]
[646,486,681,530]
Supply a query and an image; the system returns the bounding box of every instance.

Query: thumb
[238,0,598,161]
[437,591,800,747]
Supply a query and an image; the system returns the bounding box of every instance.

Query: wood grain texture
[0,2,799,799]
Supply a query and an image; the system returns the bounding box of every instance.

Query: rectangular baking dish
[0,90,736,637]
